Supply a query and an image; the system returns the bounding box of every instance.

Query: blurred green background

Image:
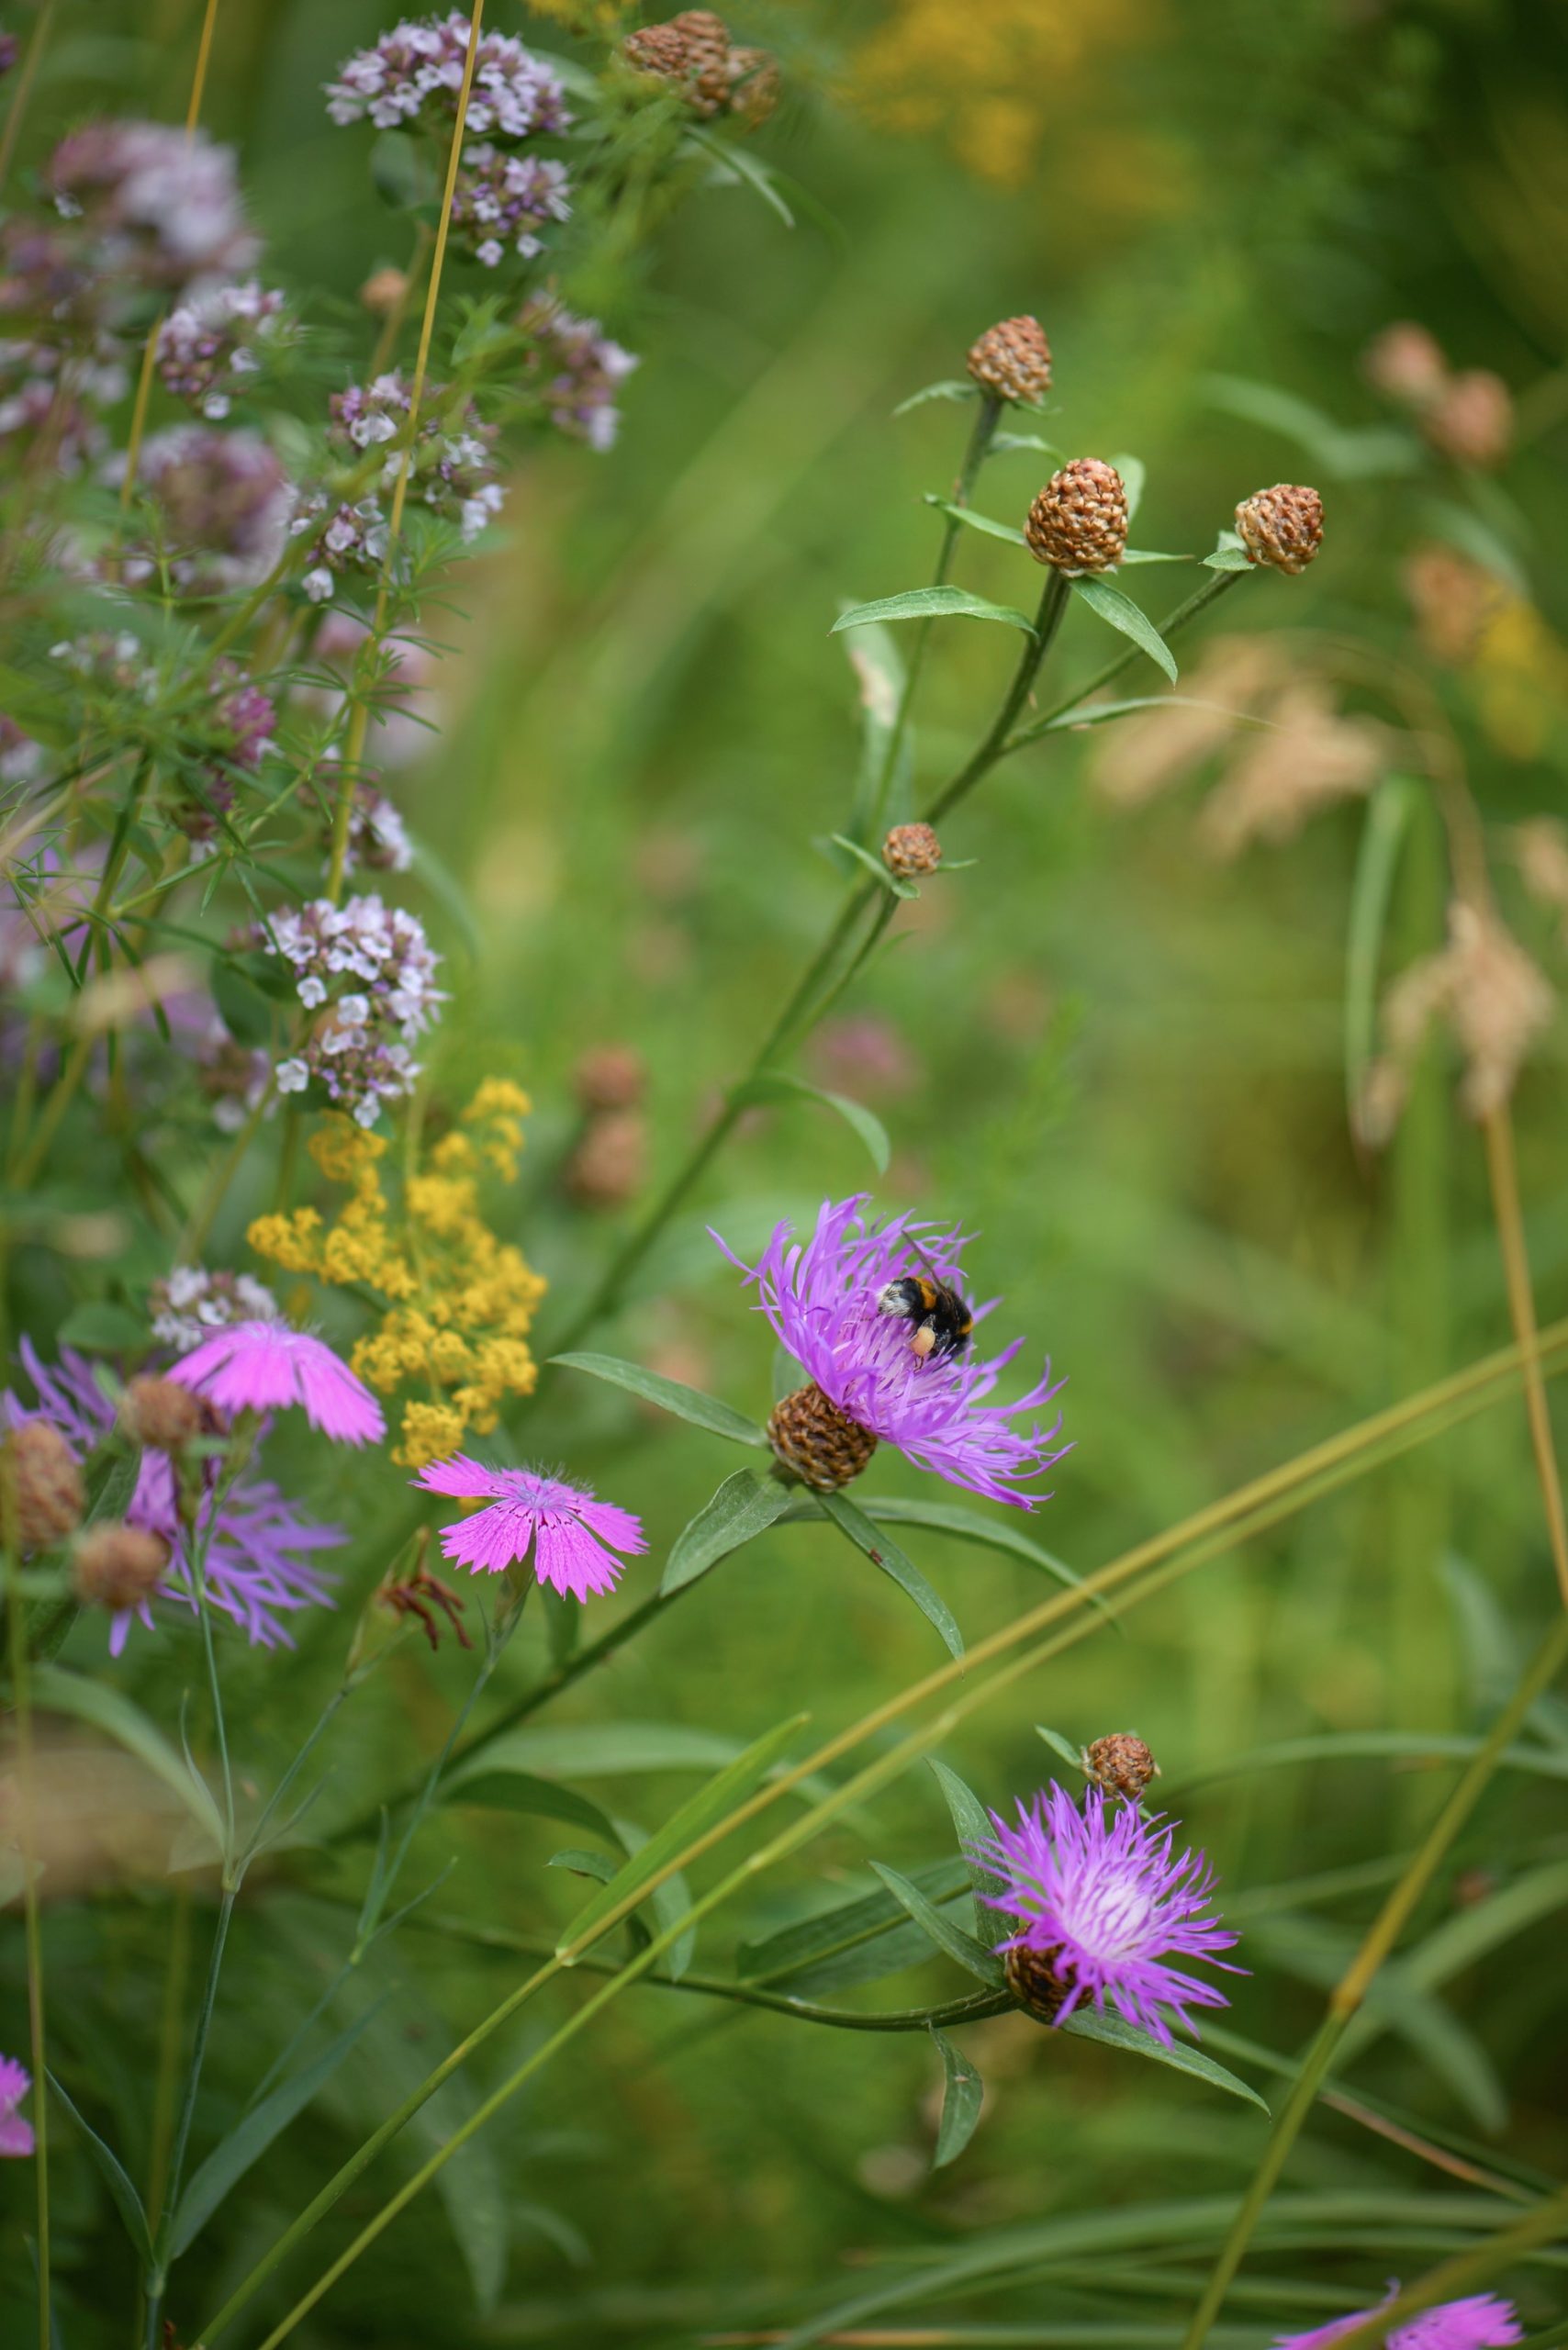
[6,0,1568,2341]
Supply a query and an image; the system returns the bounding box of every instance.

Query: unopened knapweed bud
[767,1382,878,1492]
[1234,484,1323,576]
[119,1374,208,1451]
[1,1421,85,1550]
[622,10,732,116]
[359,266,409,317]
[1083,1732,1159,1804]
[967,315,1052,405]
[573,1042,646,1113]
[1362,319,1447,408]
[73,1521,170,1611]
[1025,460,1128,575]
[1423,369,1513,470]
[566,1110,648,1209]
[883,822,942,880]
[1003,1941,1071,2021]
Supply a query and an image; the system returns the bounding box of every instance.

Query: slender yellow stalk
[1483,1103,1568,1606]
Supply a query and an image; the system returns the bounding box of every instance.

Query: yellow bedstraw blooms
[248,1079,544,1467]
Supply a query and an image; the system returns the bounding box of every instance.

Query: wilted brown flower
[1200,684,1388,857]
[1402,543,1509,667]
[1422,369,1513,470]
[1359,900,1554,1145]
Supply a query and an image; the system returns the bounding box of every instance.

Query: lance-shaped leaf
[922,495,1027,547]
[827,833,919,900]
[1109,453,1146,520]
[870,1862,1006,1988]
[831,587,1037,637]
[1058,2009,1268,2109]
[555,1715,809,1963]
[929,1757,1006,1911]
[1070,576,1178,682]
[662,1467,795,1596]
[550,1351,766,1446]
[731,1070,890,1175]
[817,1491,963,1659]
[892,378,978,416]
[441,1761,622,1850]
[737,1856,971,1986]
[929,2023,985,2166]
[844,1495,1096,1609]
[47,2072,153,2264]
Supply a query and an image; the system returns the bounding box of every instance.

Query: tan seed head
[1235,484,1324,576]
[573,1043,647,1113]
[1362,320,1447,408]
[967,315,1052,405]
[1422,369,1513,471]
[1004,1941,1070,2022]
[359,267,409,317]
[1025,459,1128,575]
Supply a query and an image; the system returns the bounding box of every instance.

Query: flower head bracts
[261,892,442,1125]
[325,16,571,141]
[172,1320,385,1445]
[0,2054,33,2157]
[716,1193,1066,1508]
[1274,2290,1523,2350]
[414,1455,646,1602]
[2,1339,342,1653]
[977,1784,1239,2045]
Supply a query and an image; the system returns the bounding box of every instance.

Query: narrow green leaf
[736,1857,971,1985]
[1204,545,1254,572]
[928,2024,985,2166]
[827,833,918,900]
[47,2071,153,2264]
[852,1496,1092,1606]
[441,1762,622,1849]
[684,123,795,228]
[1058,2009,1269,2109]
[840,616,911,839]
[172,2009,380,2255]
[1170,1730,1568,1792]
[928,1757,1005,1909]
[1345,775,1418,1130]
[1109,453,1146,520]
[549,1351,766,1446]
[1038,691,1255,735]
[922,495,1027,547]
[892,379,977,417]
[661,1467,794,1596]
[732,1071,890,1176]
[1070,576,1178,682]
[556,1714,810,1961]
[1036,1724,1085,1776]
[1121,549,1193,565]
[990,431,1062,458]
[817,1491,963,1659]
[30,1665,224,1858]
[870,1862,1005,1987]
[831,586,1036,638]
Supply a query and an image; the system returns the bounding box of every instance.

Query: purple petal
[438,1496,536,1574]
[413,1453,508,1500]
[533,1516,625,1601]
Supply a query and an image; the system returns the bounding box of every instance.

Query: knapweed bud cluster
[263,894,442,1127]
[73,1521,171,1611]
[622,12,779,125]
[767,1382,879,1492]
[294,371,504,601]
[1025,459,1128,574]
[966,314,1052,405]
[517,297,639,453]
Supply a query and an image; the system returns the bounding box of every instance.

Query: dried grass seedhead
[1515,820,1568,939]
[1092,637,1286,811]
[1358,900,1554,1147]
[1200,683,1388,858]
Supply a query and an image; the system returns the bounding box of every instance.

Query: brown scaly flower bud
[1422,369,1513,471]
[967,315,1052,406]
[1234,484,1324,576]
[1362,320,1448,408]
[1003,1941,1070,2022]
[1025,459,1128,575]
[73,1521,171,1612]
[622,10,733,117]
[573,1042,647,1113]
[767,1382,878,1492]
[565,1110,648,1209]
[1,1420,85,1550]
[726,45,779,125]
[118,1375,209,1451]
[883,822,942,880]
[359,266,409,317]
[1083,1733,1160,1805]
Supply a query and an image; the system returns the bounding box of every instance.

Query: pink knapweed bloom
[0,2055,34,2156]
[978,1783,1239,2046]
[715,1194,1067,1507]
[172,1320,384,1445]
[413,1457,646,1602]
[1275,2291,1522,2350]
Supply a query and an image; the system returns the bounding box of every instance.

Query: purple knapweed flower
[172,1320,384,1446]
[2,1339,341,1653]
[977,1783,1239,2046]
[413,1457,647,1602]
[715,1193,1067,1508]
[0,2055,34,2157]
[1275,2291,1522,2350]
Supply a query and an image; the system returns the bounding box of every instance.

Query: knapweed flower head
[977,1784,1238,2046]
[450,145,569,268]
[0,2055,34,2158]
[414,1456,646,1602]
[172,1320,385,1446]
[156,279,287,419]
[518,297,638,452]
[248,1089,545,1467]
[119,426,292,595]
[716,1194,1066,1507]
[39,120,257,313]
[1274,2290,1523,2350]
[325,15,571,141]
[149,1264,280,1354]
[3,1340,341,1652]
[261,892,442,1125]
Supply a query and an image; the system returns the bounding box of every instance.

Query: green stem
[992,568,1246,767]
[143,1886,235,2348]
[3,1486,50,2350]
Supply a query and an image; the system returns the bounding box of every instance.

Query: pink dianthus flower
[413,1456,646,1602]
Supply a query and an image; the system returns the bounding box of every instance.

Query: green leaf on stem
[555,1713,809,1963]
[683,124,796,228]
[827,834,919,899]
[736,1856,971,1986]
[928,2023,985,2166]
[928,1757,1005,1909]
[550,1351,767,1446]
[30,1664,225,1858]
[1070,576,1179,682]
[1036,1723,1087,1776]
[171,2008,382,2255]
[661,1467,795,1595]
[990,430,1063,458]
[846,1496,1093,1607]
[1204,545,1254,572]
[831,586,1037,637]
[1109,453,1146,520]
[839,615,911,841]
[1058,2009,1269,2109]
[921,495,1027,547]
[1036,692,1249,734]
[892,379,978,416]
[441,1761,623,1849]
[869,1862,1006,1987]
[1121,549,1193,565]
[732,1071,890,1175]
[47,2071,154,2264]
[816,1490,964,1659]
[55,1301,149,1354]
[1345,775,1419,1131]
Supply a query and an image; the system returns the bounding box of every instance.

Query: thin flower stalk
[1482,1103,1568,1606]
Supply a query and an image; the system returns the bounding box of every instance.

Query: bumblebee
[878,1271,974,1364]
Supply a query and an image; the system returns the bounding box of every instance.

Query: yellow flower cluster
[247,1079,545,1469]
